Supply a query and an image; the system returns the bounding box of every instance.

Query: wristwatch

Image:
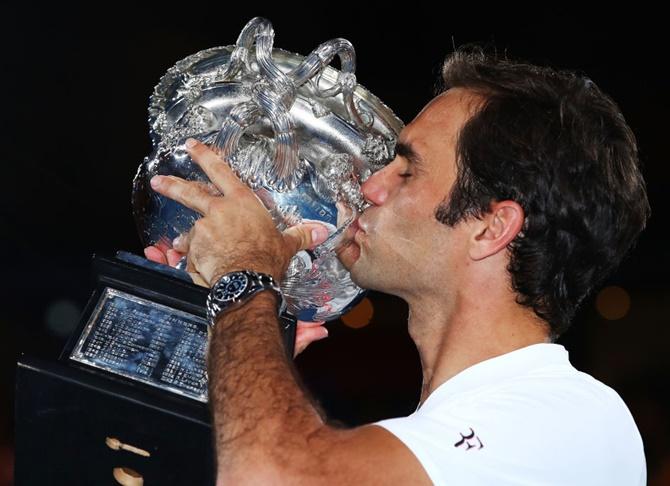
[206,270,287,327]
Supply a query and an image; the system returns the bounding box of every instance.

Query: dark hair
[434,46,651,338]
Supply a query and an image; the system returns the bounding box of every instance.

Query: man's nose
[361,166,390,206]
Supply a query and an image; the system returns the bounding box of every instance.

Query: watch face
[215,273,249,302]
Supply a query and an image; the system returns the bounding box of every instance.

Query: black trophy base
[15,253,297,485]
[15,355,216,485]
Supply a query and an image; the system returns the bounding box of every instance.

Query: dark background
[2,4,668,485]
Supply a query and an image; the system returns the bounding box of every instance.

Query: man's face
[346,88,481,299]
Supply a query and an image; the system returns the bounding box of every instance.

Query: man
[149,47,650,484]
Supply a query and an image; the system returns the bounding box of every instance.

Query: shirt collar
[415,343,570,412]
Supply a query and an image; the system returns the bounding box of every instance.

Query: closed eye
[395,140,423,169]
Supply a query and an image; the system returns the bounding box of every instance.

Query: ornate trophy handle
[213,17,374,193]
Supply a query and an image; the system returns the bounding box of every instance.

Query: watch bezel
[214,272,250,303]
[207,270,286,328]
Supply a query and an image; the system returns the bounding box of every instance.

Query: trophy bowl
[132,17,403,321]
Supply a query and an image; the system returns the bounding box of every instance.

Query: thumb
[282,223,330,254]
[188,271,209,287]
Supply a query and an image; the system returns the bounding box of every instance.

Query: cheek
[374,199,413,234]
[376,195,434,242]
[393,190,438,223]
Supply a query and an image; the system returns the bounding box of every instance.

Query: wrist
[206,270,286,328]
[212,290,281,333]
[209,262,285,288]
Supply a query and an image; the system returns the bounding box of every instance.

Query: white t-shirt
[373,343,646,485]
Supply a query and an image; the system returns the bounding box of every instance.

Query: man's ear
[468,201,525,261]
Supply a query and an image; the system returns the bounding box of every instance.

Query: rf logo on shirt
[454,428,484,450]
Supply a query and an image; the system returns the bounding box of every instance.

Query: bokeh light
[341,297,374,329]
[0,443,13,486]
[595,286,631,320]
[44,299,81,337]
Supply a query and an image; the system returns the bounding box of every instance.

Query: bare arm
[208,292,323,477]
[210,292,431,485]
[150,139,431,485]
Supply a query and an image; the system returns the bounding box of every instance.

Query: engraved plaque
[70,287,209,402]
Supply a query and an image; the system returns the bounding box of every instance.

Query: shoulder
[374,365,646,485]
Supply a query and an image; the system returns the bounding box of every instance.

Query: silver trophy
[132,17,403,321]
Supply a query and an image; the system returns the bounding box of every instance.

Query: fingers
[155,238,172,254]
[150,175,214,215]
[172,233,190,253]
[149,138,248,215]
[166,249,183,267]
[145,244,187,270]
[184,138,246,196]
[293,322,329,358]
[188,271,209,287]
[144,246,168,265]
[282,223,330,255]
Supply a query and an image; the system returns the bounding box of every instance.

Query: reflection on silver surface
[71,288,209,402]
[132,17,403,320]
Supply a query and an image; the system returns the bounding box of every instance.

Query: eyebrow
[394,140,424,167]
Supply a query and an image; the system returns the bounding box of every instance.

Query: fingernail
[311,225,329,244]
[172,235,182,247]
[318,328,329,339]
[185,138,198,148]
[150,175,163,189]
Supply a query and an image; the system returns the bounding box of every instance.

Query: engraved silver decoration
[132,17,403,321]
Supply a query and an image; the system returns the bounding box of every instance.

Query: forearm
[208,291,327,477]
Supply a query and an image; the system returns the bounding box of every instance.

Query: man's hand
[143,239,183,267]
[149,138,329,285]
[144,240,209,286]
[146,138,330,356]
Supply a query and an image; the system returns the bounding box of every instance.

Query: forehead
[399,88,482,167]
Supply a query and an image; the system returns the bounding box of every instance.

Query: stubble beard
[349,243,401,294]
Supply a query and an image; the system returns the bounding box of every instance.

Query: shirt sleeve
[373,386,647,486]
[373,414,492,486]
